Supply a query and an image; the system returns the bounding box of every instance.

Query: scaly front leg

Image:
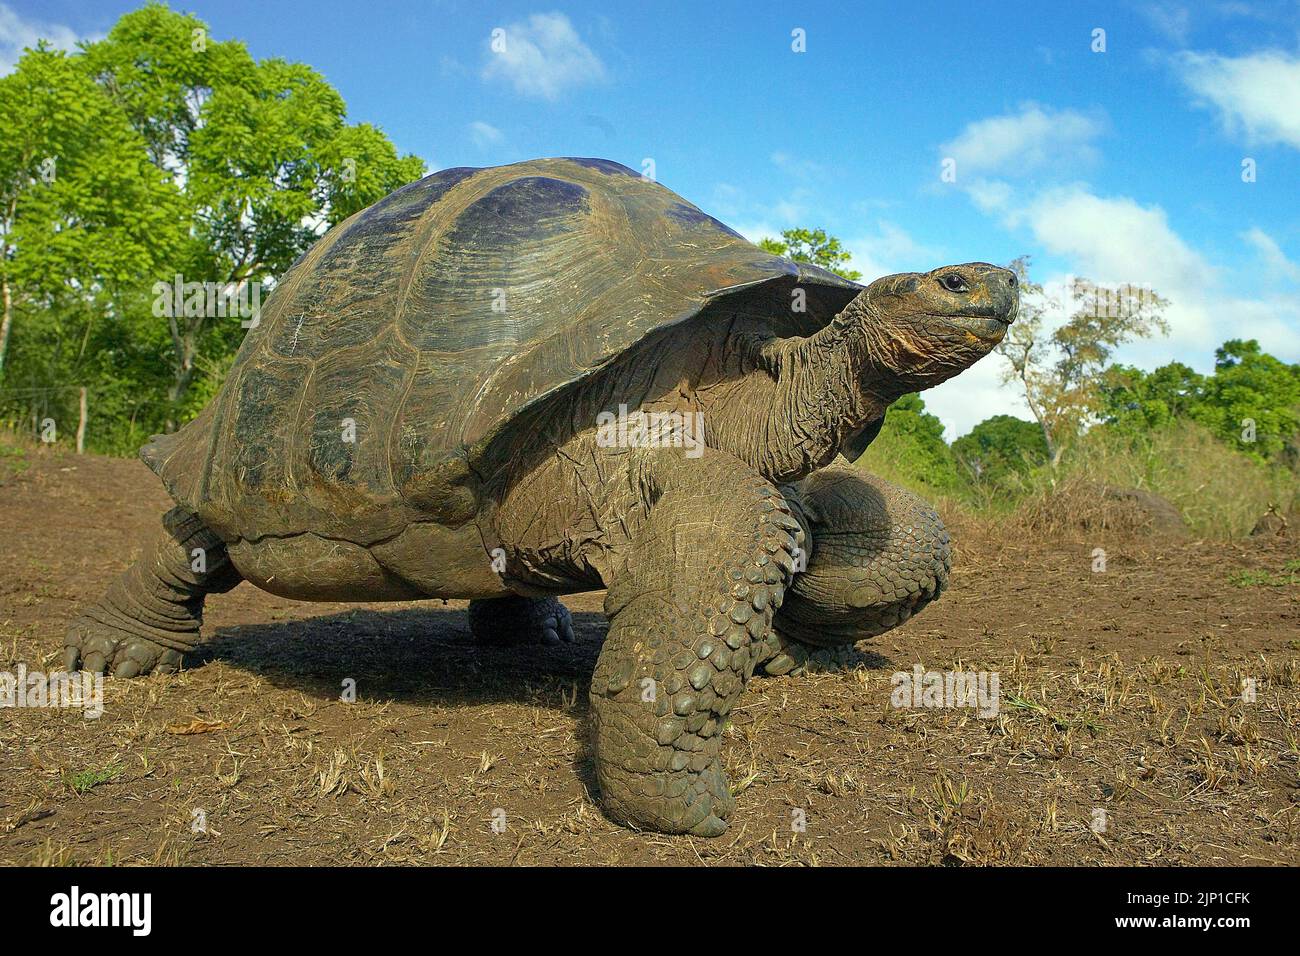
[588,448,803,836]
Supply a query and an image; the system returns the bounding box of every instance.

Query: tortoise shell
[142,158,862,544]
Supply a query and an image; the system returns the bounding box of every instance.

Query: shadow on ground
[193,604,893,702]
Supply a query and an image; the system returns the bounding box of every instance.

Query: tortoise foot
[468,595,575,646]
[64,614,183,678]
[597,752,736,837]
[756,632,874,676]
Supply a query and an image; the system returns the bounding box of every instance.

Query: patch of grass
[64,763,123,794]
[1229,560,1300,588]
[0,440,29,481]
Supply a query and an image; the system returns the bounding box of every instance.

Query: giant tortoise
[64,157,1017,836]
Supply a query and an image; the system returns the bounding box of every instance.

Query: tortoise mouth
[944,289,1018,342]
[949,313,1013,343]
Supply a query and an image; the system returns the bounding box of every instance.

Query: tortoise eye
[939,273,969,293]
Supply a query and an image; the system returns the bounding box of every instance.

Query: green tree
[1192,340,1300,461]
[81,2,424,419]
[854,392,961,493]
[0,44,182,379]
[1,2,424,448]
[1099,361,1205,434]
[0,43,188,454]
[759,227,862,281]
[1098,343,1299,463]
[952,414,1048,486]
[997,256,1169,467]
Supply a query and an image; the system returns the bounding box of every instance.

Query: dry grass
[1047,421,1297,539]
[1,443,1297,866]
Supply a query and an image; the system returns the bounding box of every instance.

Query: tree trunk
[0,271,12,377]
[76,386,87,454]
[1018,366,1059,469]
[165,308,199,431]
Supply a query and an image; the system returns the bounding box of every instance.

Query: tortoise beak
[951,264,1017,342]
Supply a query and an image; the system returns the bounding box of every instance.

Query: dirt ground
[1,443,1297,866]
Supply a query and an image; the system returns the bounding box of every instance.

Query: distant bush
[951,414,1048,508]
[853,393,962,497]
[1045,419,1297,539]
[856,401,1296,540]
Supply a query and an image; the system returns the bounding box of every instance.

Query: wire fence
[0,384,94,453]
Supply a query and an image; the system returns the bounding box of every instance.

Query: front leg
[589,448,802,836]
[758,463,950,675]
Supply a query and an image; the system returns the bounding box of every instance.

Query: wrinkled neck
[813,296,914,415]
[703,296,912,482]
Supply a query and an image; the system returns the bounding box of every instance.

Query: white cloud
[975,185,1299,400]
[1019,186,1211,295]
[925,356,1030,441]
[843,221,941,282]
[939,103,1106,180]
[481,12,606,100]
[1142,3,1193,45]
[1174,50,1300,149]
[731,221,783,246]
[0,2,97,76]
[931,103,1300,435]
[468,120,504,148]
[770,152,825,179]
[727,187,816,242]
[1010,186,1227,356]
[1242,227,1300,283]
[965,179,1014,214]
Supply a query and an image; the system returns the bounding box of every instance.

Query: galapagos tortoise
[65,157,1017,836]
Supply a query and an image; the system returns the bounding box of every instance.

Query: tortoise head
[849,262,1018,394]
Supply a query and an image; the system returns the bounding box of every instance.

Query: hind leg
[757,464,950,675]
[467,595,575,646]
[64,506,242,677]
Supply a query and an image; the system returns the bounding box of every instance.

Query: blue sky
[4,0,1299,435]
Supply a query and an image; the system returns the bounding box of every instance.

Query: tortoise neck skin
[712,263,1017,482]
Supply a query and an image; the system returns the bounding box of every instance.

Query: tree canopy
[759,227,862,281]
[952,414,1048,486]
[1101,339,1300,461]
[0,2,423,449]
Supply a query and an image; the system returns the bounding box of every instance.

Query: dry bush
[1063,421,1296,538]
[1012,475,1184,539]
[906,420,1297,547]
